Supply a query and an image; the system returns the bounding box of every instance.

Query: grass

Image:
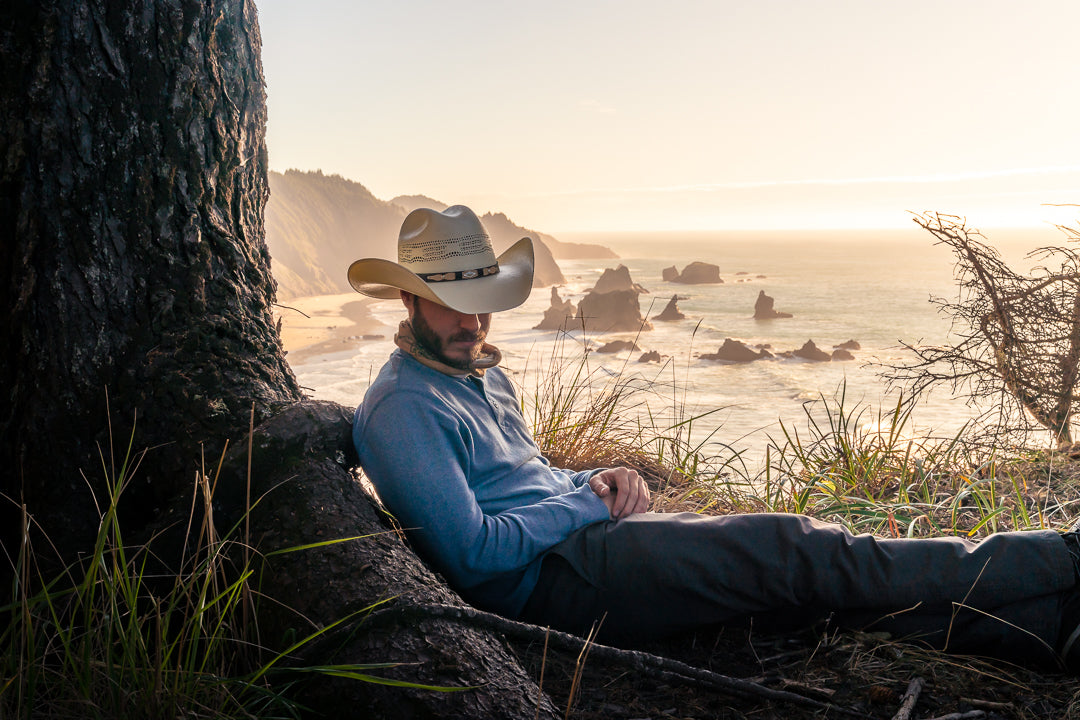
[513,343,1080,718]
[519,338,1080,538]
[520,326,750,513]
[7,339,1080,718]
[0,410,443,719]
[0,421,275,719]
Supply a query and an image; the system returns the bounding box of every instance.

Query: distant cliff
[265,171,615,299]
[265,171,404,299]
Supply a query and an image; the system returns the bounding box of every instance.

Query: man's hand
[589,467,650,520]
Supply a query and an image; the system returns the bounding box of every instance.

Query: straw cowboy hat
[348,205,535,314]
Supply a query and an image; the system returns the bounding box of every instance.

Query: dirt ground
[512,619,1080,719]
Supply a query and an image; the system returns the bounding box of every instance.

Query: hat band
[417,263,500,283]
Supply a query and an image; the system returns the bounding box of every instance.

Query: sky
[256,0,1080,233]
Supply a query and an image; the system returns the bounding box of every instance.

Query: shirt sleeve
[355,391,610,591]
[550,465,604,488]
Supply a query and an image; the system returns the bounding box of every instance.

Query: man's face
[406,294,492,370]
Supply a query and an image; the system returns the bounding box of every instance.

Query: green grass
[0,412,446,719]
[8,343,1080,718]
[518,343,1080,539]
[756,383,1072,537]
[516,348,1080,716]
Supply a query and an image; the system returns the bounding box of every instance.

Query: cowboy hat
[347,205,534,314]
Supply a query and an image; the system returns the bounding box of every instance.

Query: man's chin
[436,349,478,371]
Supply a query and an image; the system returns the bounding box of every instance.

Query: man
[351,205,1080,668]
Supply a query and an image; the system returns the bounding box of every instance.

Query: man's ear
[400,291,416,314]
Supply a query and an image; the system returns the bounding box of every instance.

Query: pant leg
[520,512,1072,662]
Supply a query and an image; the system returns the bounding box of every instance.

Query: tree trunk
[228,400,557,719]
[0,0,300,547]
[0,3,555,717]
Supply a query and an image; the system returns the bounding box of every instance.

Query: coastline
[276,293,391,364]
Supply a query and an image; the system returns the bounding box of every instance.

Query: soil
[512,622,1080,719]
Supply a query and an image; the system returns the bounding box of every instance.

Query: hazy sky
[257,0,1079,232]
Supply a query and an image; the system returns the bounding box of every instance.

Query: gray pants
[519,513,1073,664]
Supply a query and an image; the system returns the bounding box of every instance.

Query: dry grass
[513,346,1080,719]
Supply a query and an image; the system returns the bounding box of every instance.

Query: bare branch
[883,212,1080,446]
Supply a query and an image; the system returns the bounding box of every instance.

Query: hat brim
[347,237,535,314]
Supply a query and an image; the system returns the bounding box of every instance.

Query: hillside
[266,171,615,300]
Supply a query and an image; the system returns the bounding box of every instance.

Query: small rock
[700,338,773,363]
[597,340,639,354]
[793,340,831,362]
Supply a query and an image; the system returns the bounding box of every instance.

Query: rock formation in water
[575,265,653,333]
[596,340,640,354]
[577,289,652,333]
[835,339,861,351]
[655,295,686,321]
[792,340,831,362]
[831,347,855,361]
[668,261,723,284]
[662,266,679,282]
[753,290,792,319]
[533,287,578,331]
[638,350,662,363]
[700,338,773,363]
[592,264,649,294]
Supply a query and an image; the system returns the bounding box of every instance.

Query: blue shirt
[353,349,610,616]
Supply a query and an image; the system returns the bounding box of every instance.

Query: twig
[565,620,601,719]
[891,677,925,720]
[960,698,1012,712]
[779,678,835,701]
[534,629,549,720]
[922,711,985,720]
[362,603,868,718]
[274,303,311,318]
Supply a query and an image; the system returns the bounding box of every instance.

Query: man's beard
[410,305,486,371]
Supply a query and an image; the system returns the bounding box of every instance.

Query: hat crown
[347,203,535,314]
[397,206,498,276]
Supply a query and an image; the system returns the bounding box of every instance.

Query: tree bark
[228,400,557,720]
[0,3,556,717]
[0,0,300,547]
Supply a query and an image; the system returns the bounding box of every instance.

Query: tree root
[363,602,869,718]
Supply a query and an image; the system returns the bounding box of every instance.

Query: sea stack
[753,290,792,319]
[654,295,686,321]
[533,286,578,331]
[669,261,723,284]
[575,265,653,333]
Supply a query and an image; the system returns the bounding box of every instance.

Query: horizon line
[549,221,1063,235]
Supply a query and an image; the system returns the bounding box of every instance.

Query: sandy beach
[276,293,391,364]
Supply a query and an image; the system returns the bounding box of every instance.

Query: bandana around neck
[395,320,502,378]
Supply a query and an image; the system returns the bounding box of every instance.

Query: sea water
[289,225,1061,459]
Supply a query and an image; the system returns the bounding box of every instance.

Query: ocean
[287,225,1062,460]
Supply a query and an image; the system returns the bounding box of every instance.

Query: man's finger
[589,476,610,497]
[636,480,650,513]
[611,469,634,518]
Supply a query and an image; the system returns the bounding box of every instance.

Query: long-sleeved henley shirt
[353,349,610,616]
